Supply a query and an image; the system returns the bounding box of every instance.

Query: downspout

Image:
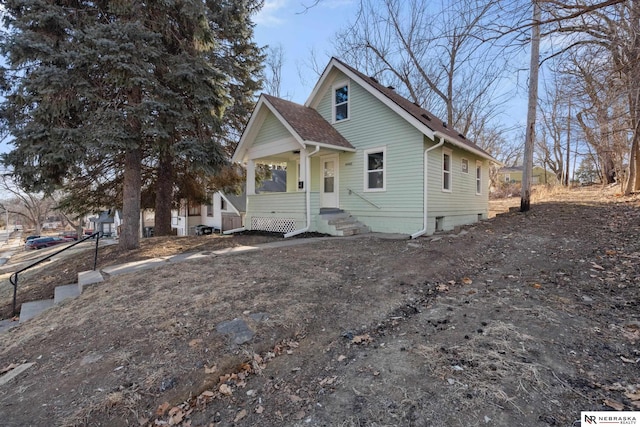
[223,226,245,235]
[411,133,446,239]
[284,145,320,238]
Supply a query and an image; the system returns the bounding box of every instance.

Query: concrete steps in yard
[15,270,104,326]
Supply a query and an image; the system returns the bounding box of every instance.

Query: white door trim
[320,154,339,208]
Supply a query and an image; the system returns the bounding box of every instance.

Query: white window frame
[504,174,510,183]
[332,81,350,123]
[442,148,452,192]
[476,161,482,195]
[461,158,469,174]
[364,147,386,192]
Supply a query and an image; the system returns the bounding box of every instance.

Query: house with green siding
[231,58,498,238]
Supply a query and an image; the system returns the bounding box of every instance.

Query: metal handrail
[346,187,382,209]
[9,232,102,316]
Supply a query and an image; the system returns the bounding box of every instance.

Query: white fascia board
[308,59,498,163]
[306,59,436,140]
[307,141,356,152]
[433,131,498,163]
[232,96,269,163]
[305,59,336,108]
[232,96,305,163]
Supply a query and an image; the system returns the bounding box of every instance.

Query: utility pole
[521,0,541,212]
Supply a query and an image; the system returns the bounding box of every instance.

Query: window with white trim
[442,148,452,192]
[364,147,386,191]
[476,161,482,195]
[461,158,469,173]
[333,82,349,122]
[220,197,227,211]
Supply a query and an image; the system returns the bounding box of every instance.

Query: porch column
[299,148,308,190]
[246,159,256,195]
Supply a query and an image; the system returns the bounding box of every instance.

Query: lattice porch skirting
[251,217,297,234]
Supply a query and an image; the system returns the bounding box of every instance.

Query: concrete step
[319,208,344,215]
[54,284,81,304]
[19,299,54,323]
[331,218,362,229]
[321,212,351,222]
[0,318,17,334]
[78,270,104,292]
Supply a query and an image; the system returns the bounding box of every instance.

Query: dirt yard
[1,186,639,426]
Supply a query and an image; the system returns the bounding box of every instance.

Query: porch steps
[15,270,104,326]
[318,209,370,237]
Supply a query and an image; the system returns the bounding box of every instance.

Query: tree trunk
[625,131,639,193]
[120,147,142,250]
[154,143,174,236]
[521,0,541,212]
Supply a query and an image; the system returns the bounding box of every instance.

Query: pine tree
[0,0,263,248]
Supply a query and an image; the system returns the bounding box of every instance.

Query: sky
[252,0,529,132]
[252,0,358,104]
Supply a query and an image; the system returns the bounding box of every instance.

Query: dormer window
[333,82,349,122]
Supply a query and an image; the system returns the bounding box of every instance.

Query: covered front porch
[243,146,343,236]
[233,94,357,237]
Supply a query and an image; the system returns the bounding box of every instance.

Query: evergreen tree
[0,0,263,248]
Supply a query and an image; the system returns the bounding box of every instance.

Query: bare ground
[1,186,640,427]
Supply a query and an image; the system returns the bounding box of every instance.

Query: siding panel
[315,72,425,234]
[254,111,292,146]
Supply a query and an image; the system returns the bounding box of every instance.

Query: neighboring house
[498,166,558,185]
[86,210,122,237]
[172,170,286,236]
[232,57,498,238]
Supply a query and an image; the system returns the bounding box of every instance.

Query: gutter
[410,132,446,239]
[284,145,321,238]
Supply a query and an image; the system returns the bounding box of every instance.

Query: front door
[320,154,339,208]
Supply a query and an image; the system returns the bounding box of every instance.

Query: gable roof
[232,93,355,162]
[262,94,354,150]
[307,57,496,162]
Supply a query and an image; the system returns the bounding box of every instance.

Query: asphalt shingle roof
[333,58,493,158]
[262,94,354,150]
